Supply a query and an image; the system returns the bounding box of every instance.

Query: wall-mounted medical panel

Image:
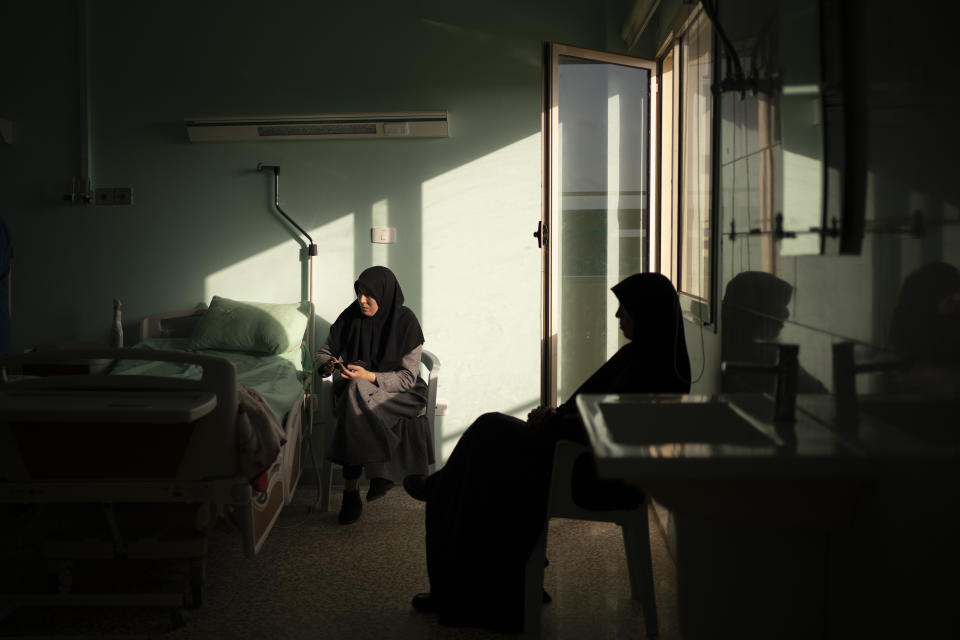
[185,111,449,142]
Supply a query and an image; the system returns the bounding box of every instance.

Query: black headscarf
[326,266,424,371]
[560,272,691,410]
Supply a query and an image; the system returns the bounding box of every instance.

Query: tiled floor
[0,486,680,639]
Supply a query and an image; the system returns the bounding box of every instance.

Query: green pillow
[189,296,311,355]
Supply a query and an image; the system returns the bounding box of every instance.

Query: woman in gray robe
[316,266,431,524]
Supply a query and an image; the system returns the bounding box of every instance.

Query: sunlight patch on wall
[202,213,356,324]
[203,240,304,304]
[422,133,542,461]
[781,148,821,255]
[311,213,357,324]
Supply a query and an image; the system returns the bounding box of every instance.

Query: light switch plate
[371,227,396,243]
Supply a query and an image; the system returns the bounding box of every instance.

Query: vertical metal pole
[307,258,317,360]
[77,0,92,203]
[274,171,280,210]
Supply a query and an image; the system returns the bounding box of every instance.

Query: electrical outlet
[94,187,133,205]
[114,187,132,205]
[95,188,114,205]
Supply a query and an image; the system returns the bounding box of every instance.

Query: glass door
[542,44,657,406]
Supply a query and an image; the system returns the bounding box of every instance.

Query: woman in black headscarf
[404,272,691,633]
[316,266,431,524]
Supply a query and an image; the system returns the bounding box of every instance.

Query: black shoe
[339,490,362,524]
[366,477,395,502]
[403,474,429,502]
[411,592,438,613]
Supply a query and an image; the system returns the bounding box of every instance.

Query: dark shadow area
[856,261,960,444]
[720,271,827,394]
[889,261,960,385]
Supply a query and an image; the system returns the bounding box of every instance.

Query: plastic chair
[316,349,440,512]
[523,440,659,638]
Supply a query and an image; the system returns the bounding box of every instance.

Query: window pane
[555,55,651,402]
[679,12,713,300]
[659,50,675,278]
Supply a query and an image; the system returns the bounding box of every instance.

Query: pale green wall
[0,0,633,460]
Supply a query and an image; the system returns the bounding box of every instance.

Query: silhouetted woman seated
[316,266,432,525]
[403,272,691,633]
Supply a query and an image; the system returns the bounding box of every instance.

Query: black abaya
[422,273,691,633]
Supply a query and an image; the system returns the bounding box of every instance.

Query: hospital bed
[0,299,314,626]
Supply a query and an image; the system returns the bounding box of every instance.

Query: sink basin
[577,393,865,484]
[575,393,872,640]
[597,397,778,448]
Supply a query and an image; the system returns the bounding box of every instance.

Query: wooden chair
[523,440,659,638]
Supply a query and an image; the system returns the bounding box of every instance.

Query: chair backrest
[546,439,636,524]
[419,348,441,436]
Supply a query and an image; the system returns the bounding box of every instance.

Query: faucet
[721,343,799,423]
[832,341,906,430]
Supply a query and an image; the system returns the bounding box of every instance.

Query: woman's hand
[341,362,377,383]
[526,405,556,428]
[318,357,337,378]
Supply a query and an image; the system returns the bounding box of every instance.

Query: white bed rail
[0,348,240,484]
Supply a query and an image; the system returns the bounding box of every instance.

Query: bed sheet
[112,338,306,420]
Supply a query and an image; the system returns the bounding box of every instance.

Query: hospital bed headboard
[140,309,206,340]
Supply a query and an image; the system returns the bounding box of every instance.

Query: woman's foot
[339,490,362,524]
[410,592,438,613]
[366,477,394,502]
[403,474,429,502]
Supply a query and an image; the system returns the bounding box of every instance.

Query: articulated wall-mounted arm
[256,163,318,257]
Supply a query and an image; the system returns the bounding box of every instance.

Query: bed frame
[0,308,312,627]
[137,307,311,538]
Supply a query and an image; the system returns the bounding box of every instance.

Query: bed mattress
[112,337,306,420]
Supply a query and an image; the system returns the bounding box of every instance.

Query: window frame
[540,42,659,407]
[655,7,720,328]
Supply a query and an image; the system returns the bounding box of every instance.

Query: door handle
[533,221,544,248]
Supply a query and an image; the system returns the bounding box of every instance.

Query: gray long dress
[317,343,434,481]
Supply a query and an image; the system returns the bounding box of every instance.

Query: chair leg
[319,459,333,513]
[523,524,548,639]
[621,506,659,638]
